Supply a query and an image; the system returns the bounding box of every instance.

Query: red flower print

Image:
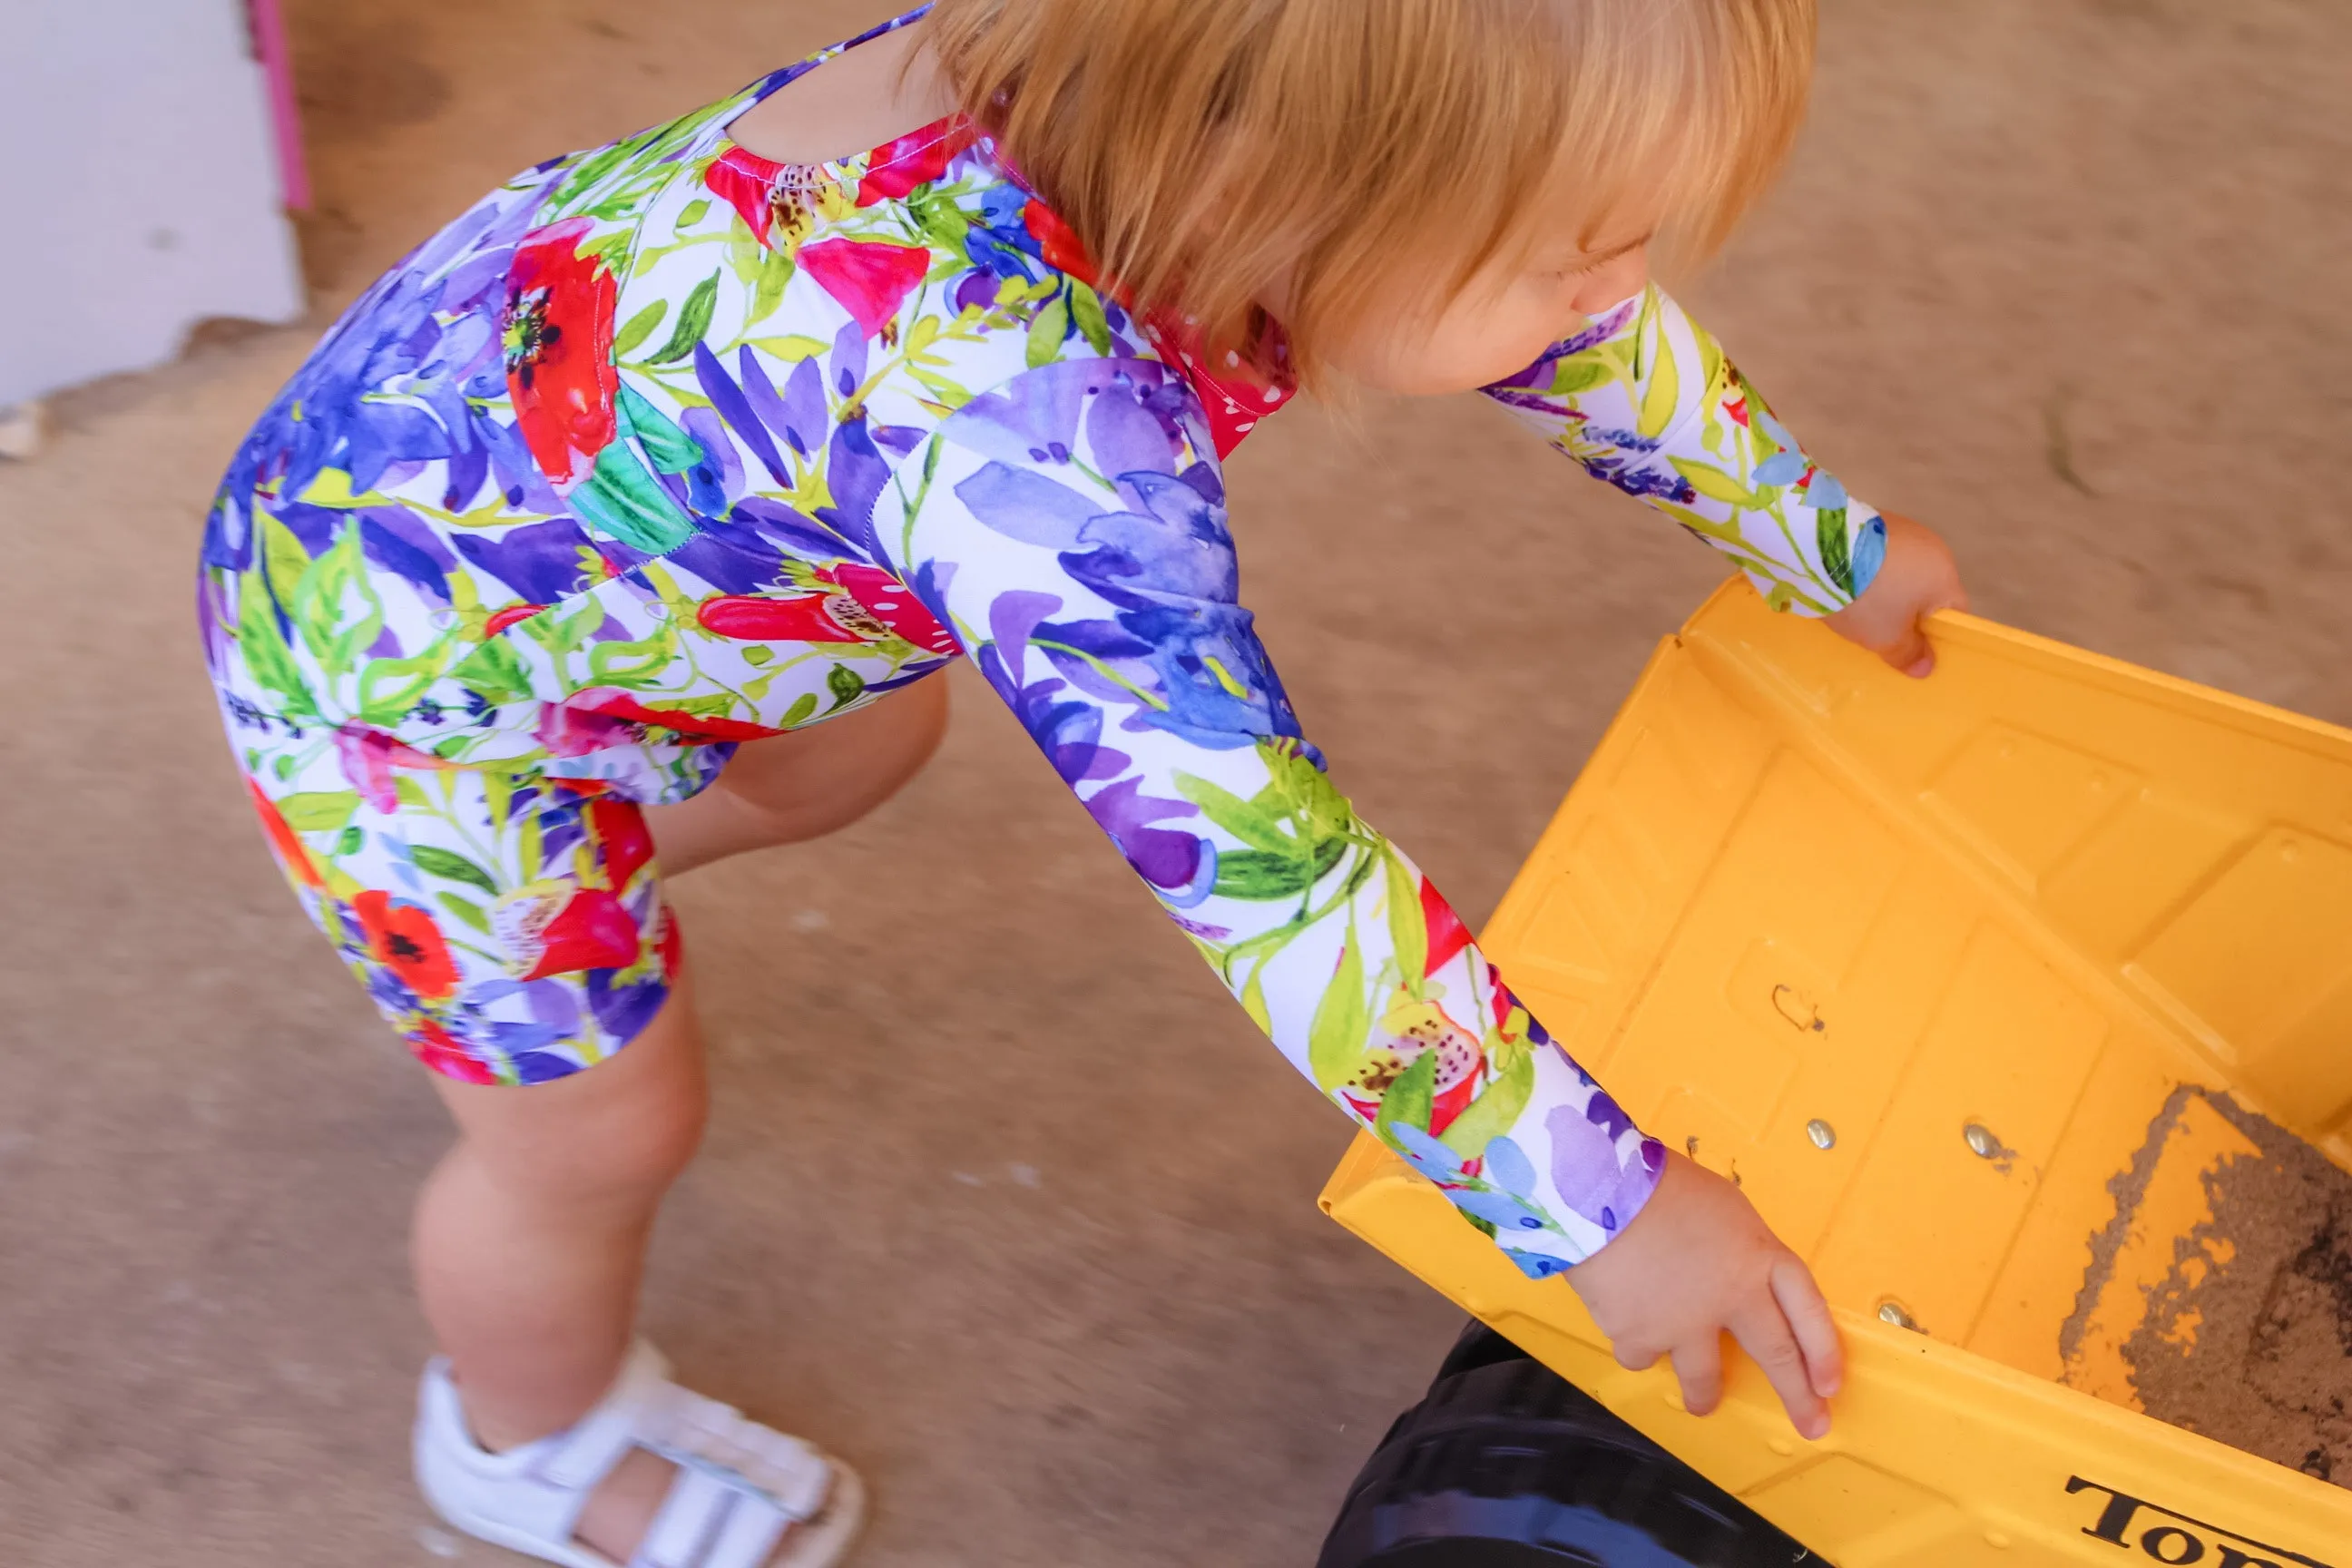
[704,146,786,247]
[524,888,641,980]
[562,687,789,744]
[247,779,323,888]
[819,564,958,655]
[505,218,620,484]
[586,799,655,891]
[485,603,548,637]
[1022,200,1096,282]
[354,889,461,1001]
[696,567,956,655]
[855,120,975,206]
[696,593,867,643]
[1419,877,1474,977]
[409,1022,497,1084]
[797,238,932,339]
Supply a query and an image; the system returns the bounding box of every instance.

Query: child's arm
[882,354,1838,1436]
[1484,286,1965,673]
[887,356,1656,1274]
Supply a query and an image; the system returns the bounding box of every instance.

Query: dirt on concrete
[4,1,2351,1565]
[2122,1096,2352,1485]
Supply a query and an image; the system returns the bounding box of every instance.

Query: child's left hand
[1824,514,1966,677]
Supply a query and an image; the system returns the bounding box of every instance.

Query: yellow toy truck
[1316,583,2352,1568]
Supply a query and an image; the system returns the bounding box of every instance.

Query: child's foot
[414,1342,866,1568]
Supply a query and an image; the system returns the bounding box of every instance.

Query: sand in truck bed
[2073,1091,2352,1485]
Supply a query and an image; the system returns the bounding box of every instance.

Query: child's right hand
[1565,1152,1844,1439]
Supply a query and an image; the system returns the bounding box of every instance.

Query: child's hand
[1824,513,1966,677]
[1566,1152,1843,1439]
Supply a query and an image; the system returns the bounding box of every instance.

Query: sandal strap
[632,1462,794,1568]
[536,1343,673,1494]
[639,1386,830,1520]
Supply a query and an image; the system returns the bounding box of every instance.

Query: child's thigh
[703,673,949,839]
[237,740,682,1087]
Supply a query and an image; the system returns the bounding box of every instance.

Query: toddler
[199,2,1965,1563]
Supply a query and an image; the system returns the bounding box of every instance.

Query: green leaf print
[1374,1047,1438,1140]
[1308,935,1370,1093]
[676,198,710,229]
[780,691,819,728]
[826,664,867,710]
[1212,841,1345,900]
[1070,281,1112,357]
[1815,506,1855,598]
[1668,458,1764,510]
[1383,850,1427,1001]
[1437,1048,1535,1158]
[258,510,312,607]
[357,645,458,726]
[436,894,493,935]
[1545,357,1616,397]
[573,445,699,554]
[587,629,680,688]
[410,847,501,897]
[293,521,382,679]
[449,636,535,707]
[1171,773,1296,854]
[909,192,970,259]
[612,299,668,358]
[1025,293,1071,369]
[235,568,318,719]
[753,246,796,322]
[1637,324,1681,440]
[647,271,720,364]
[276,791,361,832]
[336,825,366,858]
[617,384,703,475]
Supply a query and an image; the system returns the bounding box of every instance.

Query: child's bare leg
[415,985,708,1558]
[410,675,949,1561]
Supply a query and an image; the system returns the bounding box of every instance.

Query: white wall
[0,0,306,407]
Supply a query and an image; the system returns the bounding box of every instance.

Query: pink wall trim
[245,0,310,211]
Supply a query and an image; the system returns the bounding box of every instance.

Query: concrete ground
[2,1,2346,1563]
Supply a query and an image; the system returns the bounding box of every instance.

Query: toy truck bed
[1320,581,2352,1567]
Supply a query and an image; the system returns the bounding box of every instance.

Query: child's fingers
[1730,1303,1829,1440]
[1670,1332,1724,1416]
[1770,1255,1845,1399]
[1883,617,1935,678]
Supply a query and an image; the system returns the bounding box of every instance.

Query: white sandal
[414,1341,866,1568]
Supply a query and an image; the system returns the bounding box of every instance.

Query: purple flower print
[955,462,1101,547]
[1482,295,1642,395]
[965,183,1045,280]
[1545,1096,1660,1234]
[693,344,789,487]
[450,518,598,604]
[359,507,456,602]
[815,413,888,559]
[1083,776,1212,904]
[945,358,1195,472]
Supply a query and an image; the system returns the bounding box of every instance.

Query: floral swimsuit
[200,8,1883,1276]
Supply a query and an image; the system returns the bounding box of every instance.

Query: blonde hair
[925,0,1815,388]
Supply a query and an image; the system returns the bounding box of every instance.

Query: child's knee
[438,1004,710,1206]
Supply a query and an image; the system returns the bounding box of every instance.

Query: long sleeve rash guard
[201,9,1885,1275]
